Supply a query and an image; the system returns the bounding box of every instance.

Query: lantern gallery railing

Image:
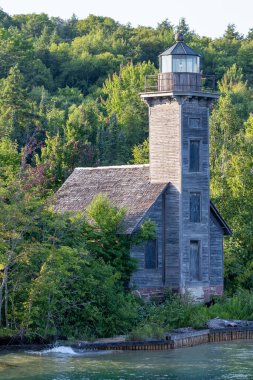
[144,74,217,94]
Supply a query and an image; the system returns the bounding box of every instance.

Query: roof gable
[210,201,232,236]
[54,164,168,234]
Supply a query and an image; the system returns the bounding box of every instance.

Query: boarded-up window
[145,240,157,269]
[189,140,200,172]
[189,118,200,128]
[190,193,201,222]
[190,240,200,281]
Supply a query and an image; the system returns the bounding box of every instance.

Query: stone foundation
[133,287,165,300]
[203,285,223,301]
[181,285,223,302]
[135,284,223,302]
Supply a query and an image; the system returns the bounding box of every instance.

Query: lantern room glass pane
[172,55,200,73]
[172,55,187,72]
[187,57,195,72]
[195,56,200,72]
[187,56,200,73]
[161,56,172,73]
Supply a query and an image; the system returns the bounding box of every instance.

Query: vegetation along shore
[0,8,253,341]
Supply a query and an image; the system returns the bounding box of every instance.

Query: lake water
[1,341,253,379]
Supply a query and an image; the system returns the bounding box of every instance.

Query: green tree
[36,134,67,186]
[223,114,253,289]
[210,67,253,290]
[175,18,195,40]
[131,138,149,164]
[0,175,140,336]
[0,66,32,146]
[77,15,119,36]
[210,65,253,199]
[0,138,20,180]
[51,86,84,110]
[86,194,137,285]
[0,163,46,327]
[24,248,138,338]
[97,114,128,166]
[13,13,54,38]
[102,62,156,157]
[0,8,12,29]
[223,24,242,40]
[238,40,253,84]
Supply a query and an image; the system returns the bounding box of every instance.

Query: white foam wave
[28,346,77,355]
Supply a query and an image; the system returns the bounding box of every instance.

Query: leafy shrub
[23,250,139,339]
[129,290,253,340]
[128,323,165,341]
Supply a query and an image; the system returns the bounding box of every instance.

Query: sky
[0,0,252,38]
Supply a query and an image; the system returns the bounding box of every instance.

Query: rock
[224,321,237,327]
[208,318,226,329]
[208,318,253,329]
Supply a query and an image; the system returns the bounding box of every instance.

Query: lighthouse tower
[141,34,219,299]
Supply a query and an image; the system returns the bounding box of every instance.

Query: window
[189,140,200,172]
[187,56,200,73]
[161,55,172,73]
[145,240,157,269]
[189,118,200,128]
[172,55,200,73]
[190,240,200,281]
[172,55,187,72]
[190,193,201,223]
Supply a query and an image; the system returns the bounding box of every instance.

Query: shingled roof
[54,164,168,234]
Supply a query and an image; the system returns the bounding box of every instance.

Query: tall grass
[129,289,253,340]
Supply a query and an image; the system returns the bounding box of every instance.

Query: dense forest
[1,7,253,339]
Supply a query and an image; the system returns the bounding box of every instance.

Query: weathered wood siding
[130,193,165,289]
[149,98,180,185]
[210,214,224,287]
[140,93,222,298]
[181,98,210,297]
[149,97,181,288]
[147,96,212,294]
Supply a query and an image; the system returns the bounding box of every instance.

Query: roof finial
[175,33,184,42]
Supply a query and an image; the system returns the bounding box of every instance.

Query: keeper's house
[54,34,232,301]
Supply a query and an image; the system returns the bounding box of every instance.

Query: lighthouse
[140,33,227,299]
[55,34,231,301]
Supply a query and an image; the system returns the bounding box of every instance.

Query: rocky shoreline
[1,319,253,351]
[74,319,253,351]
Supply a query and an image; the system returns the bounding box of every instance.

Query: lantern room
[157,33,202,92]
[159,33,200,74]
